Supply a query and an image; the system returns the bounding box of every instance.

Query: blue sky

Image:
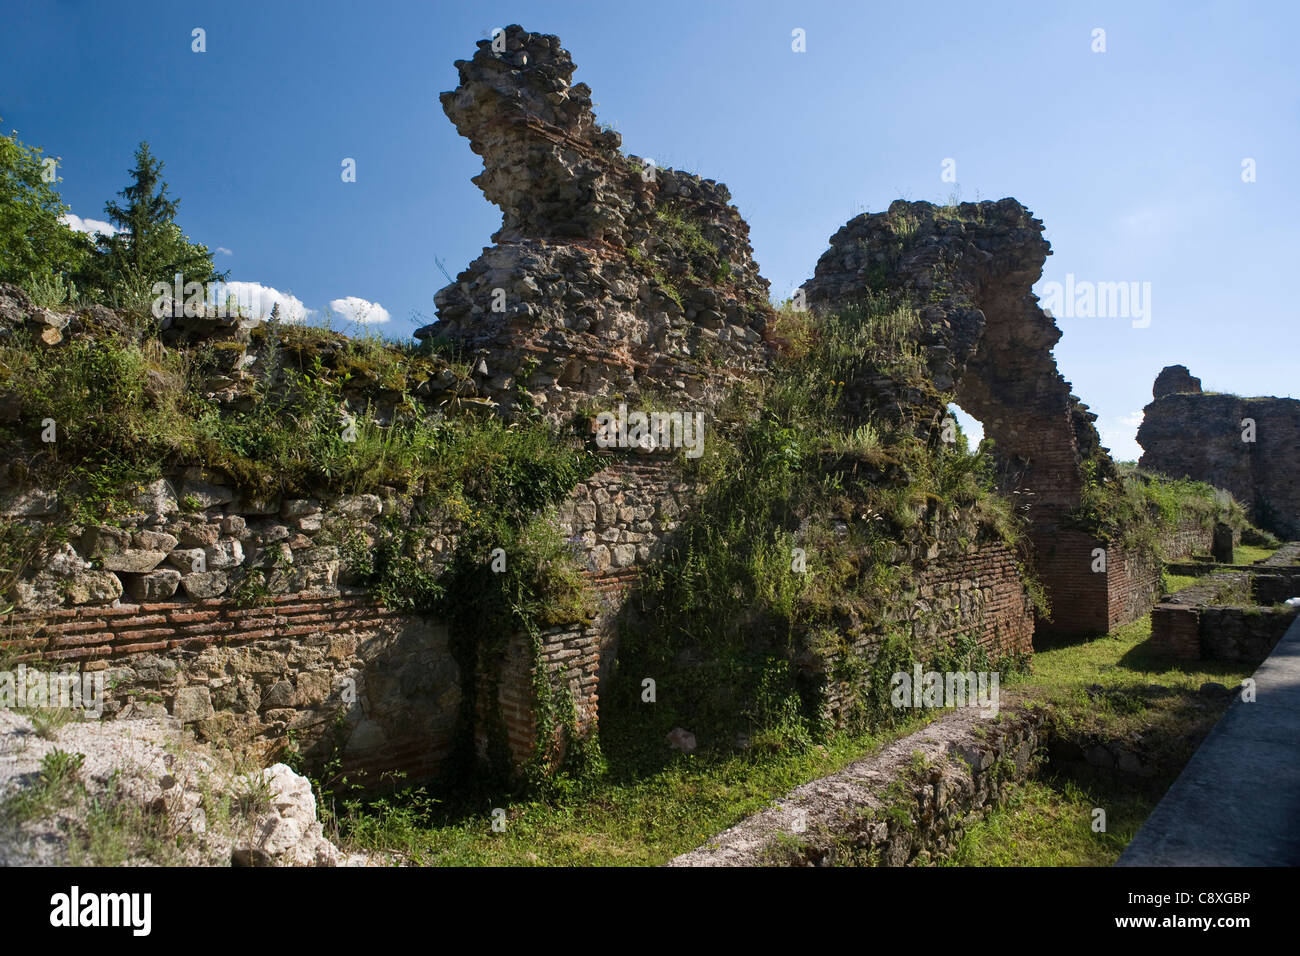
[3,0,1296,460]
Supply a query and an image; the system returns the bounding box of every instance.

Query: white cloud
[329,296,391,325]
[215,247,233,256]
[1099,410,1145,462]
[60,212,118,237]
[1117,205,1173,240]
[205,281,313,323]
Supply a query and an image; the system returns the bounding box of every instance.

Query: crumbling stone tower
[416,25,774,423]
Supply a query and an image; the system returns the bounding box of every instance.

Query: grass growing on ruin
[1235,543,1278,565]
[1161,572,1199,595]
[599,295,1031,755]
[0,326,599,615]
[0,325,587,509]
[941,775,1144,866]
[1068,458,1245,558]
[949,615,1255,866]
[325,711,944,866]
[325,294,1042,862]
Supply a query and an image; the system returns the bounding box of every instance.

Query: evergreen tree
[85,142,227,304]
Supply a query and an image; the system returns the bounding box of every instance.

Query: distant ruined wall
[1137,365,1300,539]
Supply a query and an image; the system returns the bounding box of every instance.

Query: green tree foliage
[83,142,227,305]
[0,125,94,287]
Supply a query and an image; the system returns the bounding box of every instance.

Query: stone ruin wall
[800,198,1098,524]
[0,590,458,786]
[0,25,1161,787]
[801,199,1207,636]
[0,448,1038,787]
[416,26,774,426]
[0,438,693,786]
[1138,364,1300,540]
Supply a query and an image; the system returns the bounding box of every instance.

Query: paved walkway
[1118,613,1300,866]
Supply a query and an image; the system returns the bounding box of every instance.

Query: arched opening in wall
[945,402,1028,502]
[945,404,983,456]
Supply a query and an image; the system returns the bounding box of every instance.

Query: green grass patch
[327,711,942,866]
[1234,543,1278,565]
[952,616,1255,866]
[1021,616,1252,712]
[942,775,1142,866]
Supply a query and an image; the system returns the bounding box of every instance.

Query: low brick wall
[0,590,462,788]
[821,540,1035,729]
[1253,570,1300,605]
[1034,524,1216,637]
[1148,604,1201,659]
[1198,605,1299,661]
[1150,567,1300,661]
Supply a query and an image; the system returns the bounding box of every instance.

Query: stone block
[100,549,168,573]
[66,570,123,605]
[125,568,182,601]
[173,686,215,722]
[181,571,228,599]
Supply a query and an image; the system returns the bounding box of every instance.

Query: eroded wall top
[803,199,1109,524]
[417,25,773,422]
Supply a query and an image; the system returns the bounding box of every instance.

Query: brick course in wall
[474,620,601,772]
[1033,524,1215,637]
[0,590,462,789]
[821,540,1035,729]
[915,543,1035,657]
